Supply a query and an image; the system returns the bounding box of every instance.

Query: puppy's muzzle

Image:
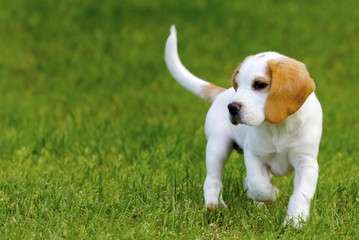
[228,102,242,125]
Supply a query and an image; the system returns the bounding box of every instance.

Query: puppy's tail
[165,25,226,103]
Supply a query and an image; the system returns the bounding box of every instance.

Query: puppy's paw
[284,192,310,229]
[244,177,279,202]
[205,200,228,211]
[283,213,307,229]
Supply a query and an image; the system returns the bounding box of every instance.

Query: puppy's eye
[252,81,268,90]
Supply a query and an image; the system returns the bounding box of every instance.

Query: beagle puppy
[164,26,322,228]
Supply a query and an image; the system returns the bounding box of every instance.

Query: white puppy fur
[165,26,322,228]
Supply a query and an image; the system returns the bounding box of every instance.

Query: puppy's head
[229,52,315,126]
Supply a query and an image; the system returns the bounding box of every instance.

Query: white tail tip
[170,25,176,35]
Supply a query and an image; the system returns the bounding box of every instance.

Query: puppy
[164,26,322,228]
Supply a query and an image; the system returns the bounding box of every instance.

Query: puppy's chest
[246,127,297,176]
[264,152,294,176]
[242,139,294,176]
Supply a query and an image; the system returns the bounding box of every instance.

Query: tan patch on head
[200,84,226,102]
[258,54,266,58]
[232,64,241,90]
[265,57,315,124]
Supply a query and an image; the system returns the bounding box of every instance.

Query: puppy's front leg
[244,151,279,202]
[203,138,232,209]
[284,157,319,229]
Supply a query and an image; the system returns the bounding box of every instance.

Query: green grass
[0,0,358,238]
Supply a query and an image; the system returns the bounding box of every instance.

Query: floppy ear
[232,63,242,90]
[265,57,315,124]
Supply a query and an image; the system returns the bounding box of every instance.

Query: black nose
[227,102,242,115]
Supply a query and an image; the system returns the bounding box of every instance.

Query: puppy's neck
[261,112,303,137]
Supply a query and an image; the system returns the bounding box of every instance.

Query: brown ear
[265,57,315,124]
[232,63,241,90]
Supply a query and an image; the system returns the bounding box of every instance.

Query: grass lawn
[0,0,358,238]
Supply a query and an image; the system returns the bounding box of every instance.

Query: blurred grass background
[0,0,358,238]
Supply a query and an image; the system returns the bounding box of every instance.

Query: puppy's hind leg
[203,137,233,209]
